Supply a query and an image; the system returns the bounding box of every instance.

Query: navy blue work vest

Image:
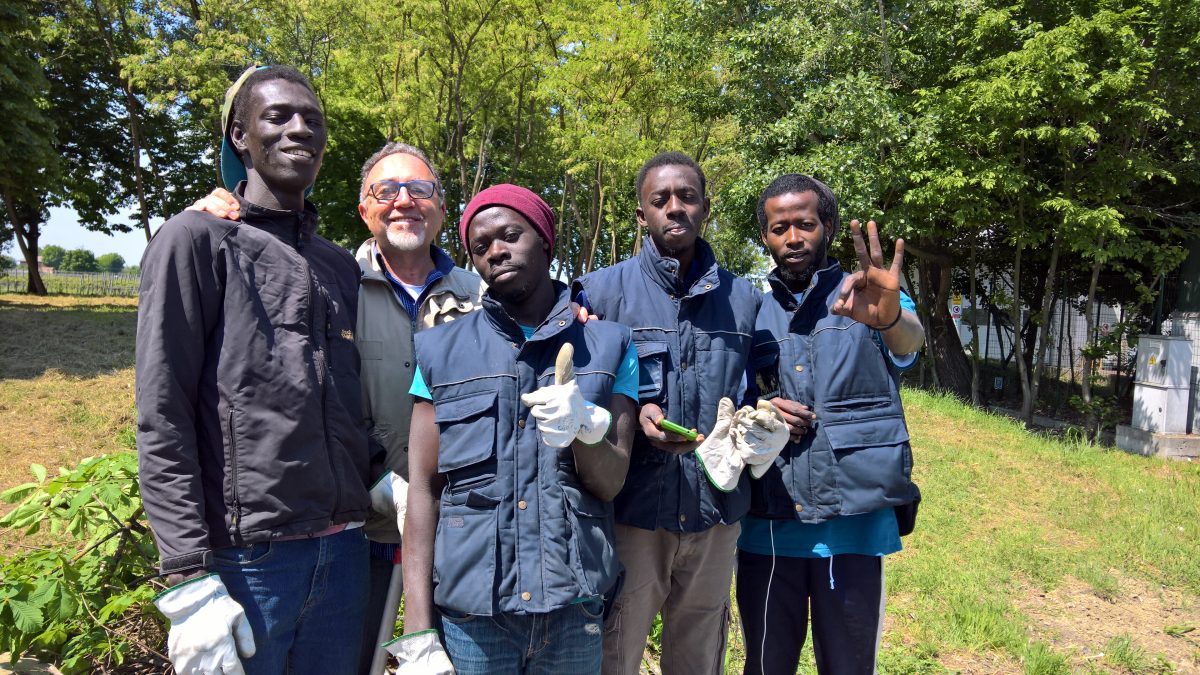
[575,237,760,532]
[413,283,632,616]
[750,262,919,523]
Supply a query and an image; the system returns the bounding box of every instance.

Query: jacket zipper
[227,409,244,541]
[304,252,340,522]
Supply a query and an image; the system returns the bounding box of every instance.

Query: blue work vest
[413,283,632,616]
[575,237,760,532]
[750,262,919,523]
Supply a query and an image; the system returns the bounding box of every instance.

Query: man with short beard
[738,173,923,674]
[397,184,639,673]
[574,151,763,674]
[350,143,484,673]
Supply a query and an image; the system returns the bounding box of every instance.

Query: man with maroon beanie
[393,185,641,674]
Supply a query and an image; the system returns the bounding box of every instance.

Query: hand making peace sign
[831,219,905,330]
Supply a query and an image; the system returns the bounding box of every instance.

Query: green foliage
[0,453,164,673]
[0,254,14,271]
[57,249,99,273]
[0,0,57,207]
[95,253,124,274]
[39,245,66,269]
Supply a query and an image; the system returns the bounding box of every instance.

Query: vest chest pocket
[635,340,670,402]
[434,390,498,493]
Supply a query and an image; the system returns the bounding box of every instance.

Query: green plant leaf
[30,464,47,483]
[7,599,45,634]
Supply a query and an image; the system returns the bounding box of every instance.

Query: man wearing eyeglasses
[351,142,484,673]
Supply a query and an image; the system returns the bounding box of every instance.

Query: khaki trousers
[602,522,740,675]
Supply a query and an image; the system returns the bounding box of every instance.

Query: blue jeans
[440,599,604,675]
[213,527,369,675]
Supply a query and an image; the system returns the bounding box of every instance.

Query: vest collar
[636,235,722,297]
[481,280,575,344]
[767,258,844,312]
[232,183,319,246]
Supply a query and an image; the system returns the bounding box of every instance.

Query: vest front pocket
[821,416,913,515]
[434,490,500,615]
[562,485,617,597]
[434,390,499,492]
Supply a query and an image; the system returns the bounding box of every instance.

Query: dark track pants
[736,550,884,675]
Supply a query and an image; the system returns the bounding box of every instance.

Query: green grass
[3,297,1200,672]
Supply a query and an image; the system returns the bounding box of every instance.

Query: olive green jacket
[355,239,485,543]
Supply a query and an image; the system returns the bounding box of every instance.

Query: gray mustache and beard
[774,236,830,292]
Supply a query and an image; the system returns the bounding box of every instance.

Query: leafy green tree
[96,252,124,273]
[0,254,15,272]
[0,0,57,294]
[58,248,99,272]
[40,244,66,269]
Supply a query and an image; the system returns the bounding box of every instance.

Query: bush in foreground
[0,453,167,673]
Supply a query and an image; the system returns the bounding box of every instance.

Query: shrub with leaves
[0,452,168,673]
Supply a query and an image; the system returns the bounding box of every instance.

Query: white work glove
[384,629,456,675]
[520,380,611,448]
[694,397,742,492]
[733,400,789,479]
[154,574,255,675]
[369,470,410,536]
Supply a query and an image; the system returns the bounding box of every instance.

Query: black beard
[775,239,828,293]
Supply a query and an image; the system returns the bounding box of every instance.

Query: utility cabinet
[1132,336,1192,434]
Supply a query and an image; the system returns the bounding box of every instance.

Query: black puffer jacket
[136,193,370,574]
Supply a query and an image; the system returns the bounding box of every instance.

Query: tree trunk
[969,240,981,406]
[1012,243,1032,425]
[1026,238,1061,425]
[4,193,47,295]
[1081,238,1105,440]
[583,162,605,274]
[910,242,971,398]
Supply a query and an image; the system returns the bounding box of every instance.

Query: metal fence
[0,271,140,297]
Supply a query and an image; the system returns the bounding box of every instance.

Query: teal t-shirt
[738,510,901,558]
[736,289,917,558]
[410,325,640,402]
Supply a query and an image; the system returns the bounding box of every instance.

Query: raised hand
[831,219,904,330]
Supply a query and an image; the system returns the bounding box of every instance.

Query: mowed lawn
[1,294,1198,674]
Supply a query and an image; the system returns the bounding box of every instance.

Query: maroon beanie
[459,184,556,262]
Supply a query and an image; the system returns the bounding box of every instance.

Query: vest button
[404,362,410,368]
[518,500,528,510]
[680,361,687,370]
[558,320,566,327]
[518,419,526,428]
[794,503,803,512]
[794,365,804,372]
[521,591,531,601]
[679,514,687,522]
[704,284,712,290]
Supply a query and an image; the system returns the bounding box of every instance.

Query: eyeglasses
[366,179,438,202]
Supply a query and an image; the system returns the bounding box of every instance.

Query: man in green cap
[137,65,372,675]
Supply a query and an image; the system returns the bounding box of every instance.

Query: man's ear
[635,205,646,228]
[230,123,248,154]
